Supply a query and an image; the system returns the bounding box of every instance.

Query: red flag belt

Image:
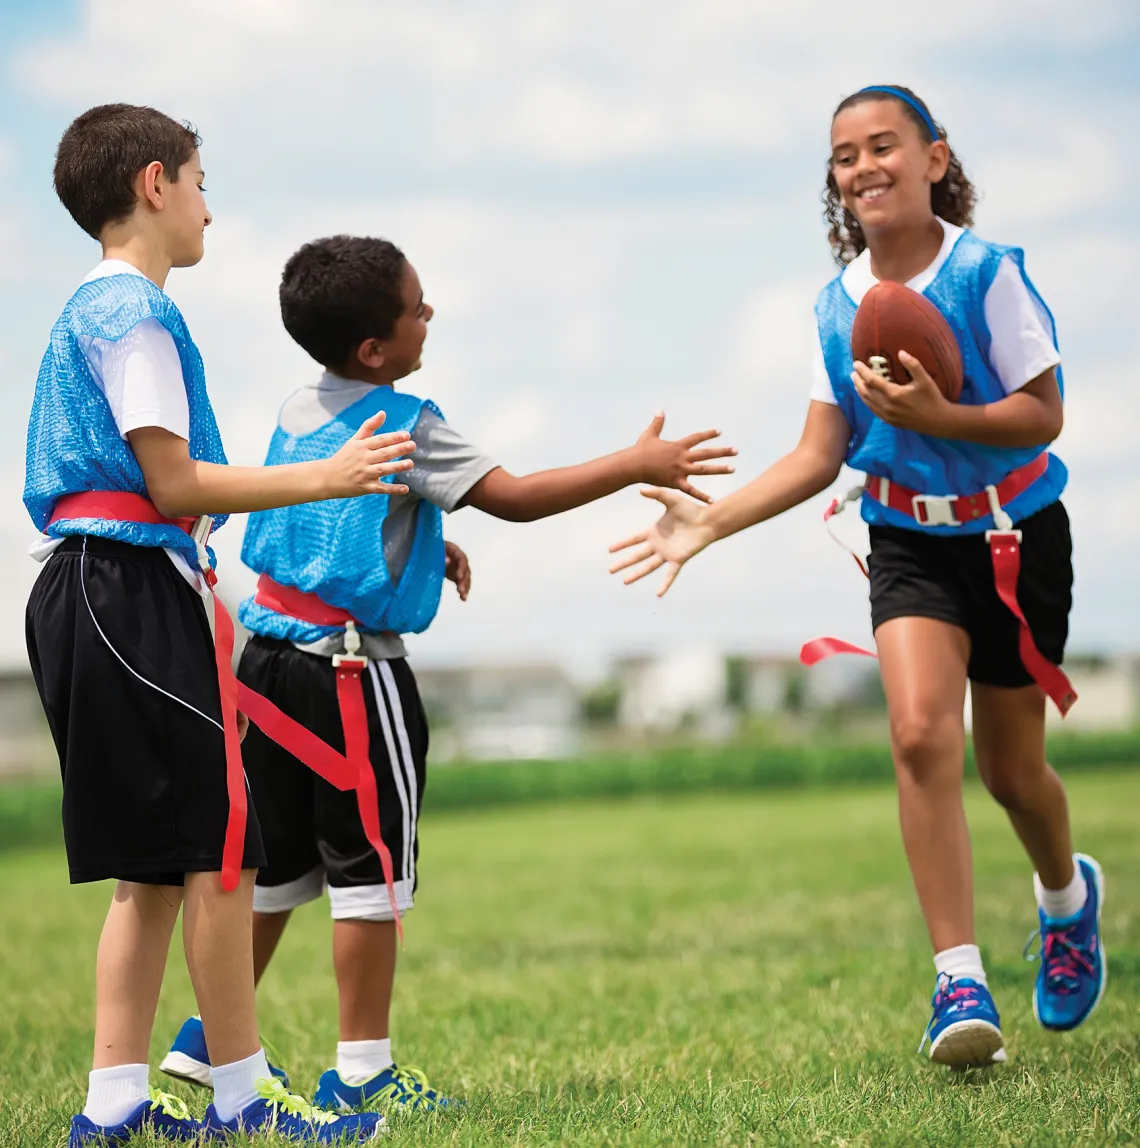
[802,455,1077,717]
[253,576,401,932]
[47,493,402,914]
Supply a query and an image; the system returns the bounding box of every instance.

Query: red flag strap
[334,661,403,940]
[986,531,1078,716]
[47,492,361,892]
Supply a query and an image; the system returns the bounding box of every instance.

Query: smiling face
[829,99,949,240]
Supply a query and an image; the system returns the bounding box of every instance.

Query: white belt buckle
[911,493,959,528]
[332,619,369,669]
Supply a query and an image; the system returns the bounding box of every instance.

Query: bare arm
[609,401,850,596]
[128,410,416,518]
[460,411,737,522]
[853,352,1063,448]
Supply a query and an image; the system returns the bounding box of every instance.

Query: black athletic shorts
[868,500,1072,688]
[239,636,428,921]
[25,536,265,885]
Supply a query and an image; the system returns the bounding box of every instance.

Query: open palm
[608,487,714,597]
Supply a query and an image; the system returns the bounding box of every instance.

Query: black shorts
[868,500,1073,688]
[25,536,264,885]
[239,637,428,921]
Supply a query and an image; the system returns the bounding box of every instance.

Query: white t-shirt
[810,220,1061,405]
[76,260,191,438]
[30,261,204,592]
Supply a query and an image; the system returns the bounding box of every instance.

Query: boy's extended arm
[458,412,736,522]
[128,411,416,517]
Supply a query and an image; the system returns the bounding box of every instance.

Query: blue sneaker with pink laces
[1028,853,1106,1032]
[918,974,1005,1069]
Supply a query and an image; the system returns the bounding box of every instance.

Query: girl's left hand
[852,350,953,434]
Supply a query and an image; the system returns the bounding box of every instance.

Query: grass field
[1,772,1137,1146]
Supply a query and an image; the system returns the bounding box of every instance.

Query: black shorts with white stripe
[25,536,265,885]
[238,636,428,916]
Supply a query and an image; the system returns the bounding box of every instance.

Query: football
[850,280,964,402]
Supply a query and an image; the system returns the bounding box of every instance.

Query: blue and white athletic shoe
[1028,853,1107,1032]
[202,1078,384,1142]
[314,1064,460,1113]
[69,1090,201,1145]
[160,1015,290,1089]
[918,974,1005,1069]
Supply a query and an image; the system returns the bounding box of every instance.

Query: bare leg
[333,920,397,1041]
[971,682,1075,890]
[182,870,260,1067]
[876,617,973,953]
[93,882,183,1068]
[252,910,292,987]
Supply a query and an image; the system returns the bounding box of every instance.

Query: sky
[0,0,1138,678]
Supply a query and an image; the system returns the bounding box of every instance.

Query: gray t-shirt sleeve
[404,408,498,512]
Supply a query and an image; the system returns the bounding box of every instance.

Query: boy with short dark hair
[27,105,414,1145]
[161,233,737,1112]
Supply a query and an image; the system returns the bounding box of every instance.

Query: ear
[927,139,951,184]
[135,161,166,211]
[353,337,387,370]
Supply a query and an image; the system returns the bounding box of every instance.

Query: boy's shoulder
[62,267,186,342]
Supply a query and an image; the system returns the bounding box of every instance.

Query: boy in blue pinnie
[26,104,417,1145]
[161,234,738,1110]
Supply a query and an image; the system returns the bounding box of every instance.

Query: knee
[890,710,961,778]
[977,756,1046,810]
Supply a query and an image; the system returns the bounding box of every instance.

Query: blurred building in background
[2,652,1138,775]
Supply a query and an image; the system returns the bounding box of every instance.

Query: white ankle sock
[1035,859,1088,920]
[211,1048,272,1123]
[83,1064,150,1127]
[933,943,987,985]
[337,1038,393,1085]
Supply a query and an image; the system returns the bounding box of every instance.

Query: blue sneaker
[1028,853,1107,1032]
[69,1090,201,1145]
[160,1015,290,1089]
[918,974,1005,1069]
[203,1078,384,1142]
[314,1064,460,1113]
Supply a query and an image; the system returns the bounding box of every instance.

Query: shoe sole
[1034,852,1107,1032]
[158,1050,213,1088]
[929,1019,1005,1069]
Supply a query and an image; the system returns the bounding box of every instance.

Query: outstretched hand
[631,411,736,504]
[327,410,417,498]
[608,487,716,597]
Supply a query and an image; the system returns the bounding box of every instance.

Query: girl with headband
[609,84,1105,1069]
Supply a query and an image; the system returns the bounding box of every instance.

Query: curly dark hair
[823,86,977,266]
[280,235,408,370]
[54,104,201,240]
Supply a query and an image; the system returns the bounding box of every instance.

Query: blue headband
[855,86,938,141]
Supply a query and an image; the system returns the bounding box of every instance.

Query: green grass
[1,772,1138,1146]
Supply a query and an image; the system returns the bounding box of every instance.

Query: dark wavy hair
[823,86,977,266]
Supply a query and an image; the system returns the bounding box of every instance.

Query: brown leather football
[850,280,964,402]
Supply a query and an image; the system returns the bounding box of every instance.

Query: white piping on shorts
[368,661,413,886]
[80,536,223,733]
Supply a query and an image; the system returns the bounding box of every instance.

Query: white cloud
[15,0,1137,168]
[1,0,1137,671]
